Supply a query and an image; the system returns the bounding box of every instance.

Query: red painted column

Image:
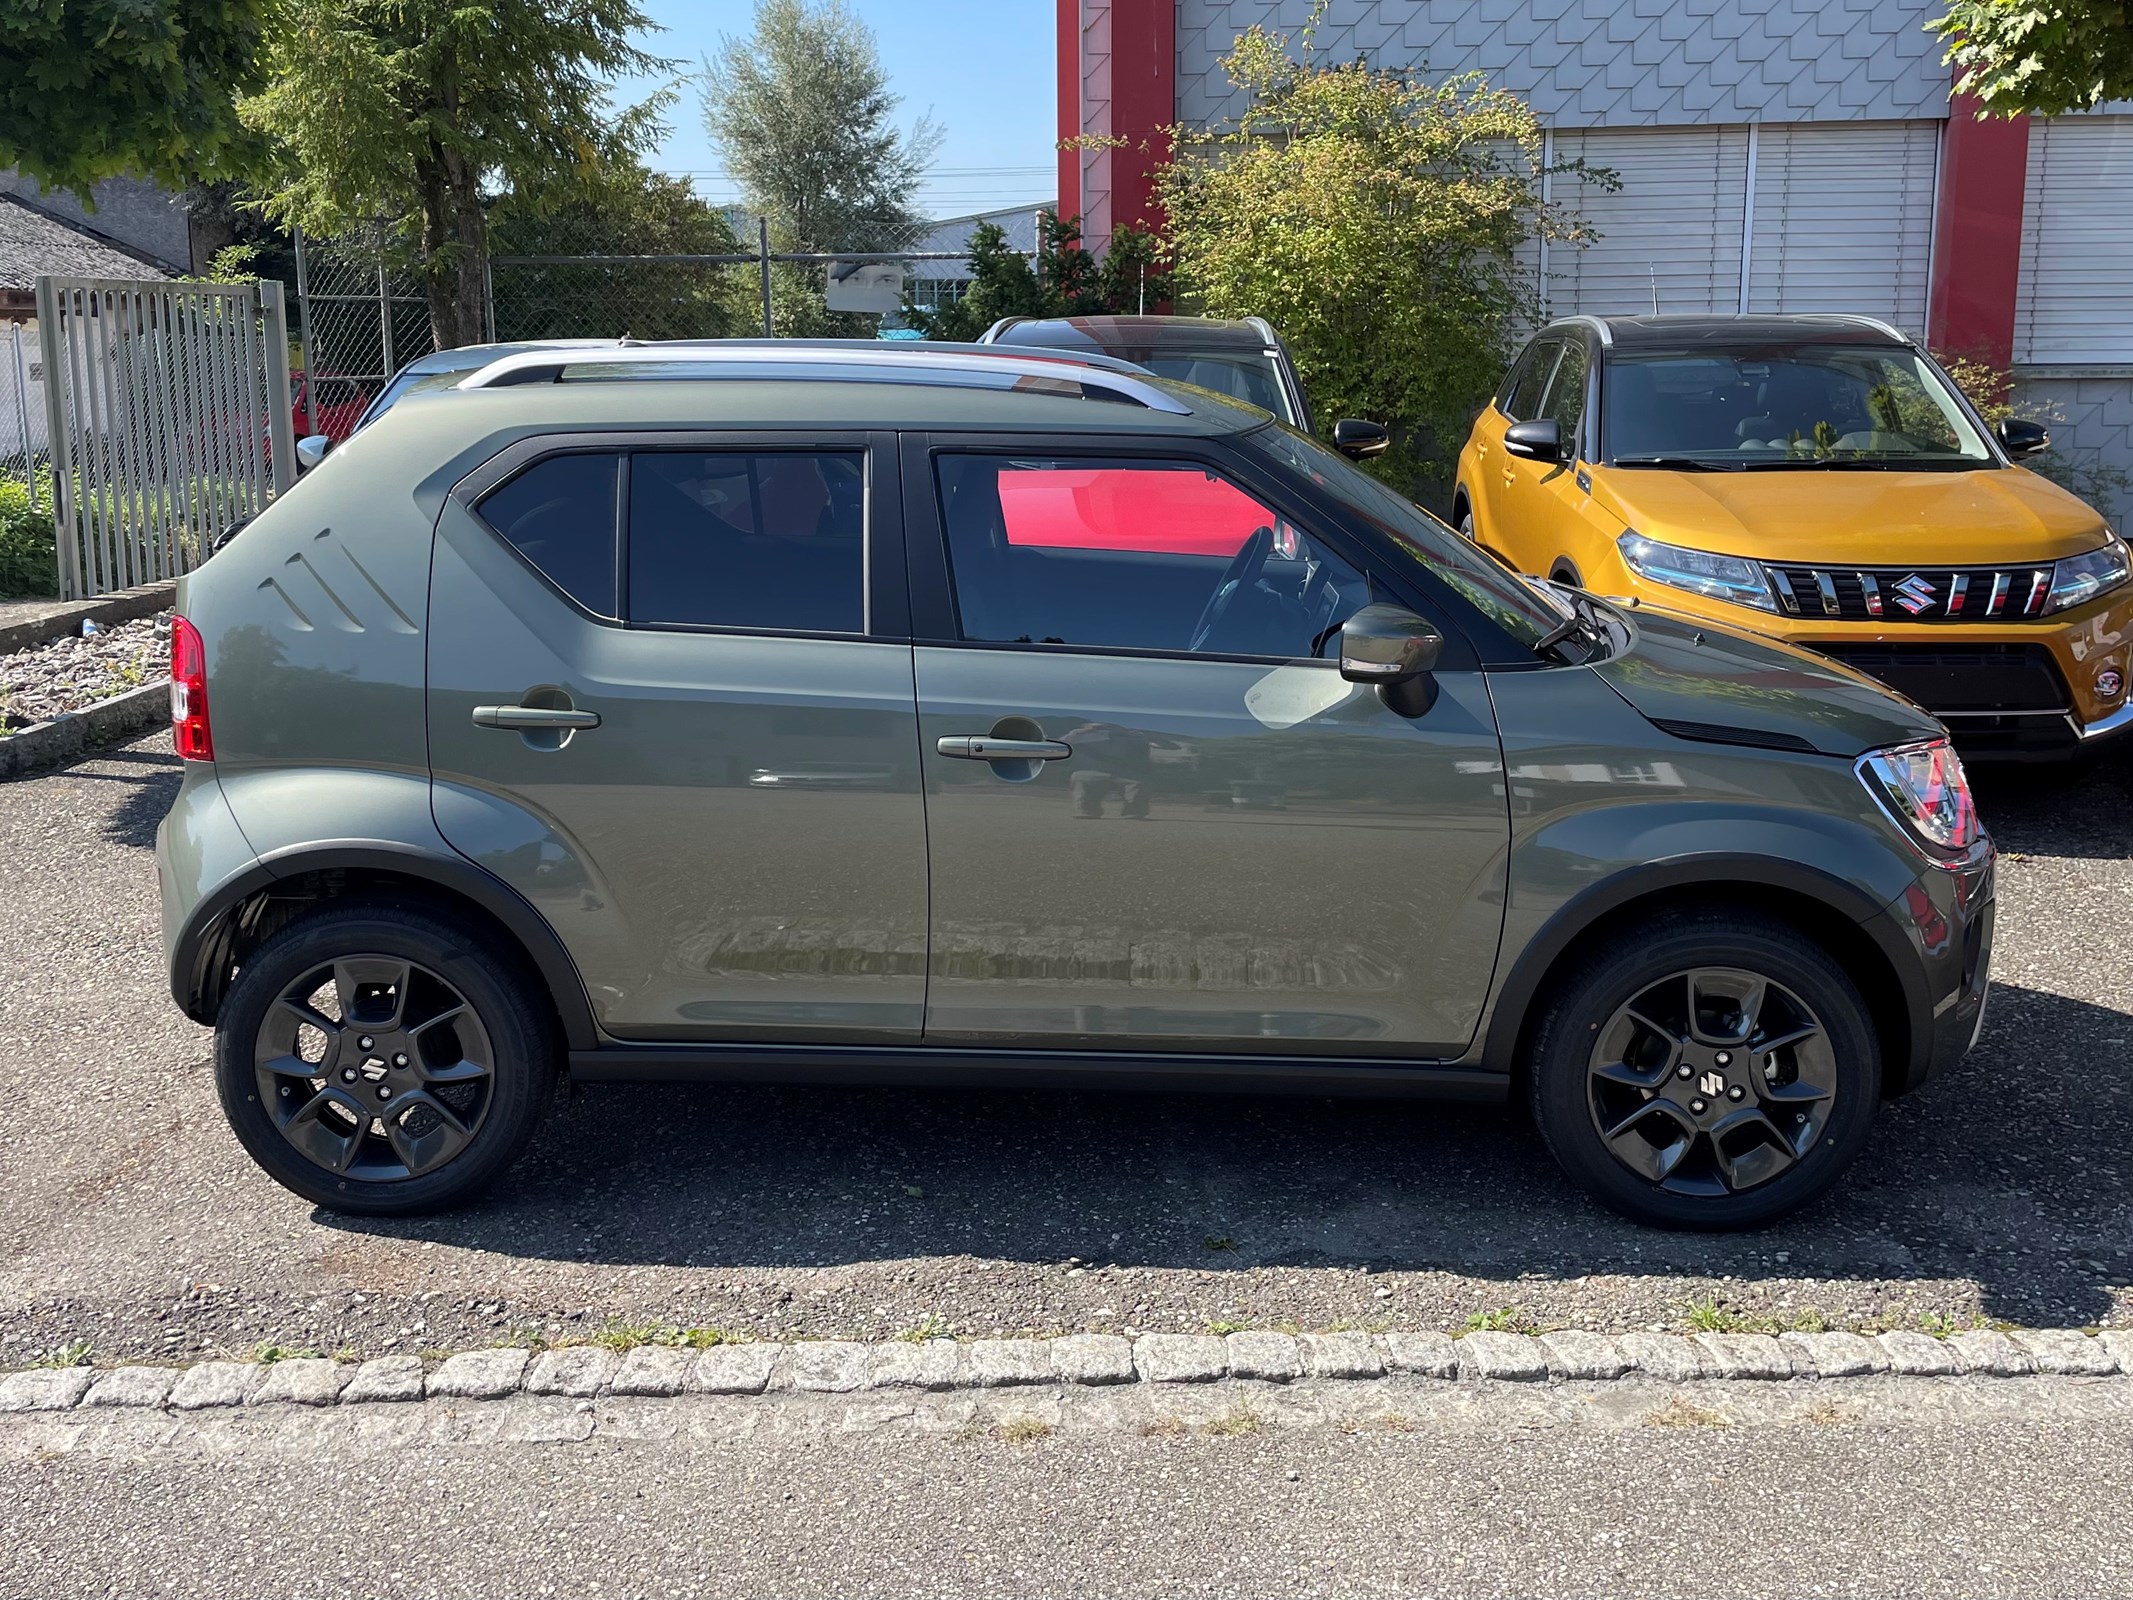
[1104,0,1174,240]
[1927,90,2031,368]
[1057,0,1081,224]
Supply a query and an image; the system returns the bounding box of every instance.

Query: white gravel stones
[1617,1333,1707,1382]
[1133,1333,1227,1383]
[427,1348,529,1400]
[1383,1331,1461,1378]
[342,1356,426,1404]
[1050,1334,1136,1385]
[611,1345,697,1396]
[788,1341,872,1393]
[1298,1331,1384,1380]
[251,1359,350,1406]
[1224,1331,1302,1382]
[696,1343,780,1395]
[867,1340,959,1390]
[1458,1332,1549,1381]
[1541,1331,1629,1380]
[166,1361,257,1410]
[963,1339,1053,1387]
[0,1367,97,1412]
[1877,1332,1961,1376]
[525,1346,619,1398]
[1690,1333,1794,1379]
[1948,1330,2033,1376]
[2012,1329,2117,1376]
[0,613,168,728]
[1781,1331,1887,1377]
[81,1367,178,1408]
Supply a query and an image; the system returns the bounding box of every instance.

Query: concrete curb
[0,581,176,658]
[2,1327,2127,1415]
[0,679,168,780]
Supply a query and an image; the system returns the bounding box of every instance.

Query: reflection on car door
[906,442,1510,1056]
[427,434,930,1042]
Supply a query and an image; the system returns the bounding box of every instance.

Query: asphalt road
[0,731,2127,1369]
[5,1379,2131,1598]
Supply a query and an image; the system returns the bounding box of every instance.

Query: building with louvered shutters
[1057,0,2133,527]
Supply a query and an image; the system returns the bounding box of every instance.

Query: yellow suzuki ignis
[1454,314,2132,759]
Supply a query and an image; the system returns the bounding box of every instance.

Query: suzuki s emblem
[1698,1071,1726,1096]
[1893,574,1938,615]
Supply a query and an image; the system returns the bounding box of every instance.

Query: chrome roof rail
[1562,314,1614,347]
[454,343,1195,414]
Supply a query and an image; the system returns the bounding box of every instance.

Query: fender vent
[1649,718,1819,754]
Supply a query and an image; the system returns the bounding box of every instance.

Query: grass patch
[591,1321,737,1353]
[32,1340,93,1369]
[1460,1307,1537,1336]
[1141,1415,1187,1438]
[1646,1397,1732,1429]
[253,1343,320,1365]
[1679,1296,1828,1335]
[995,1416,1053,1444]
[1202,1408,1264,1438]
[1204,1319,1252,1336]
[896,1314,951,1343]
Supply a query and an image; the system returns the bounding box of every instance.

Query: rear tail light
[170,614,212,761]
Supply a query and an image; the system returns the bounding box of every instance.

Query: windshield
[1129,351,1295,422]
[356,366,468,430]
[1604,344,1994,468]
[1246,424,1572,650]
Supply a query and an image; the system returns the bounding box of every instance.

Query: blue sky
[612,0,1059,221]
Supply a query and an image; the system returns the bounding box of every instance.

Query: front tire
[214,903,557,1215]
[1526,912,1880,1230]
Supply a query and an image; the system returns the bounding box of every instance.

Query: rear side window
[475,452,620,616]
[627,451,865,633]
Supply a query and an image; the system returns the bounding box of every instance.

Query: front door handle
[473,705,602,731]
[936,735,1071,761]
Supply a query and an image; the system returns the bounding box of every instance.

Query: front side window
[1499,340,1560,422]
[936,454,1375,658]
[1541,340,1589,445]
[1604,344,1995,467]
[628,451,865,632]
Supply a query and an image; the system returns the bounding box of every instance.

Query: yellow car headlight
[1616,531,1777,613]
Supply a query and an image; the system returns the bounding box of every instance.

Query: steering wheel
[1188,525,1274,653]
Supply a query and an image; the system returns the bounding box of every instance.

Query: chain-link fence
[291,227,434,436]
[3,322,44,504]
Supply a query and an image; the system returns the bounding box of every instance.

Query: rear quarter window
[474,452,620,616]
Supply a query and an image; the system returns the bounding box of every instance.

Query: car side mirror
[1338,604,1444,687]
[1332,418,1389,460]
[1996,417,2049,458]
[1503,418,1565,463]
[295,434,331,472]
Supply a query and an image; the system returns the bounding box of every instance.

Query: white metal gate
[35,275,296,599]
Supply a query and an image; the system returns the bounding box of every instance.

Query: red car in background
[290,373,373,443]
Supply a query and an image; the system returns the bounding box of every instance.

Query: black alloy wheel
[216,904,555,1214]
[1528,913,1880,1230]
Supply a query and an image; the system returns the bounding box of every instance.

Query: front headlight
[1858,738,1980,856]
[1616,531,1776,612]
[2044,531,2131,615]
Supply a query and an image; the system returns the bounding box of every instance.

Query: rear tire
[214,903,557,1215]
[1526,911,1880,1230]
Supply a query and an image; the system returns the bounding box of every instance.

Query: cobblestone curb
[0,680,169,780]
[1,1329,2124,1415]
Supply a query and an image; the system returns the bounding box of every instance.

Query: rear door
[1469,337,1558,562]
[904,436,1509,1057]
[427,431,930,1042]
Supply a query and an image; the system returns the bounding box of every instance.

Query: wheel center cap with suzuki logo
[1893,574,1938,615]
[1698,1070,1727,1096]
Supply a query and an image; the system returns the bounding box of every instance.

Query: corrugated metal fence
[35,276,296,599]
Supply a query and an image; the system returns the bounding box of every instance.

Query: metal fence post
[293,226,321,437]
[260,281,298,493]
[34,278,80,599]
[758,217,774,337]
[10,323,35,511]
[377,260,395,377]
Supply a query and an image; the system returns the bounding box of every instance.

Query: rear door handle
[936,735,1070,761]
[472,705,602,731]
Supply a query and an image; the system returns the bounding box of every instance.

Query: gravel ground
[0,613,168,730]
[0,731,2126,1369]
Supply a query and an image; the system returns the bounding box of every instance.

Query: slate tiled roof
[1176,0,1955,129]
[0,194,172,291]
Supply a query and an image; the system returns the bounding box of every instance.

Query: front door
[906,442,1510,1056]
[427,434,929,1042]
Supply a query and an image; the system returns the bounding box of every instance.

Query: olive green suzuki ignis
[158,344,1994,1229]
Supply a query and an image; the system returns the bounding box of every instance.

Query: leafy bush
[1938,351,2133,517]
[0,476,59,599]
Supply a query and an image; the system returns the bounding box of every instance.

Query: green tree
[241,0,673,349]
[490,160,749,340]
[1156,22,1596,499]
[0,0,269,194]
[704,0,940,255]
[904,213,1174,341]
[1930,0,2133,113]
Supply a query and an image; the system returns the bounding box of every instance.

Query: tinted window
[1541,340,1588,443]
[477,452,619,616]
[628,451,865,632]
[1132,352,1292,419]
[1500,340,1559,421]
[936,455,1375,658]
